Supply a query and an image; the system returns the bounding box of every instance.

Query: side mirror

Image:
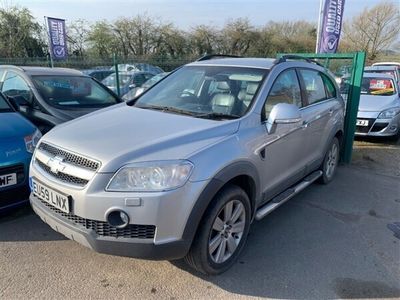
[266,103,302,134]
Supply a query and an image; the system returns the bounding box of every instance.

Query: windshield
[0,93,12,112]
[134,66,267,119]
[102,73,132,89]
[32,76,119,107]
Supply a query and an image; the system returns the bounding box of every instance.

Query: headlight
[378,108,400,119]
[24,129,42,153]
[106,160,194,192]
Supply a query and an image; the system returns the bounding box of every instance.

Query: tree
[220,18,257,55]
[67,19,89,57]
[188,25,220,56]
[0,6,45,58]
[112,14,158,58]
[341,1,400,60]
[155,23,188,58]
[87,20,118,58]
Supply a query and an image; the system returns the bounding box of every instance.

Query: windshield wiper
[135,105,198,116]
[195,112,240,120]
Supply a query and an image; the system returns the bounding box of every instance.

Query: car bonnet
[41,104,240,172]
[358,94,399,112]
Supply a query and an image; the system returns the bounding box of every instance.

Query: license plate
[0,173,17,188]
[356,119,369,126]
[32,179,70,213]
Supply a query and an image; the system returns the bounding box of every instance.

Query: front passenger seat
[211,81,235,114]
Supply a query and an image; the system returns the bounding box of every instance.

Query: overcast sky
[6,0,396,28]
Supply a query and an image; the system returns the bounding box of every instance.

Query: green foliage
[341,0,399,61]
[0,6,45,58]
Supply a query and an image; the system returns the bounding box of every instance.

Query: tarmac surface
[1,163,399,299]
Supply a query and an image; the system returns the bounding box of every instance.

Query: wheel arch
[335,129,344,148]
[181,161,260,249]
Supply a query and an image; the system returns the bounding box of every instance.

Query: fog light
[107,210,130,228]
[120,211,129,224]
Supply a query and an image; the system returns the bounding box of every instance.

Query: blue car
[0,93,41,212]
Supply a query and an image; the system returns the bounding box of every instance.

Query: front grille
[39,198,156,239]
[371,122,389,132]
[38,142,100,171]
[36,160,89,186]
[355,118,375,134]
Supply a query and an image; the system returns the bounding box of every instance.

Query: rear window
[32,76,119,107]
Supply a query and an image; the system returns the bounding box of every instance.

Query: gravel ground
[352,136,400,177]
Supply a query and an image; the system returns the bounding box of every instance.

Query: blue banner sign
[47,17,68,60]
[317,0,345,53]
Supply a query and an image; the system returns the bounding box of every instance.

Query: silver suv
[29,56,344,275]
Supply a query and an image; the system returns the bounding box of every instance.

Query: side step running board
[255,170,322,221]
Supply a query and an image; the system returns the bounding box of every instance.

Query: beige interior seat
[211,81,235,114]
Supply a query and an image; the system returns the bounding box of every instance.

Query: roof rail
[196,54,242,61]
[276,55,324,67]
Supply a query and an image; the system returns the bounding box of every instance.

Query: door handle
[329,109,334,115]
[301,120,309,128]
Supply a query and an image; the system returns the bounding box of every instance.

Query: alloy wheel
[326,142,338,179]
[208,200,246,264]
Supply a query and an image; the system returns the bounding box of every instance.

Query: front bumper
[30,194,190,260]
[0,185,30,212]
[355,111,400,137]
[29,160,210,260]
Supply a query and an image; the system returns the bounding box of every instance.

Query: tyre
[184,184,251,275]
[319,137,340,184]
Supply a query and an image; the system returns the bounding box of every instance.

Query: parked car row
[82,63,166,99]
[101,71,155,98]
[122,72,169,101]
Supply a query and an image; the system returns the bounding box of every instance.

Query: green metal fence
[277,52,366,164]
